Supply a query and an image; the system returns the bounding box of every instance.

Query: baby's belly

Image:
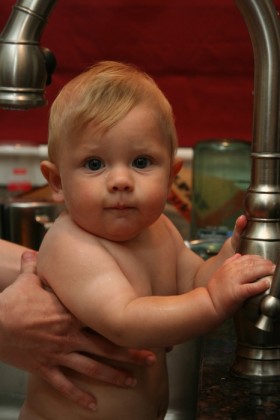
[21,349,169,420]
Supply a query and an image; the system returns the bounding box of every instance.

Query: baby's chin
[99,229,144,242]
[78,224,142,242]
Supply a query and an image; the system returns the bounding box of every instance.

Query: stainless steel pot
[3,201,63,250]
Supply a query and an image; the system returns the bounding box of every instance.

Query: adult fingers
[40,366,97,411]
[62,352,137,388]
[73,330,156,366]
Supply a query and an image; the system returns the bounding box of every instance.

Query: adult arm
[0,239,23,290]
[0,240,155,411]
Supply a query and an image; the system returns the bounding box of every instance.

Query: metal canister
[3,201,63,250]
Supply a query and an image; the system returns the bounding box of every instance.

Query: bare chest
[105,238,178,296]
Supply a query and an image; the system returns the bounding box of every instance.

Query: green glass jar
[191,139,251,240]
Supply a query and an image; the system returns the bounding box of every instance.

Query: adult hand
[0,251,156,411]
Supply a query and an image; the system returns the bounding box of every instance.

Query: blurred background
[2,0,279,147]
[2,3,280,419]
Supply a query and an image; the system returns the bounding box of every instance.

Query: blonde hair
[48,61,178,162]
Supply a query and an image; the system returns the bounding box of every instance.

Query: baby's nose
[107,167,134,192]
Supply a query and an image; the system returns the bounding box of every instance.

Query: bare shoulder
[37,212,116,283]
[40,212,100,251]
[158,214,186,249]
[39,213,85,257]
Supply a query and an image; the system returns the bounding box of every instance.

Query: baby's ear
[40,160,65,203]
[169,157,184,186]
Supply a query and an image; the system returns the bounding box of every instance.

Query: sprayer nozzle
[0,0,57,110]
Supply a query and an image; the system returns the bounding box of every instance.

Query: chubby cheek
[63,182,93,216]
[67,197,99,233]
[143,184,169,219]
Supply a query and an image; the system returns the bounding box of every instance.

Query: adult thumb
[20,251,38,274]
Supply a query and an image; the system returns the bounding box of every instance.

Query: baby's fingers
[238,255,275,283]
[223,253,241,266]
[240,275,271,300]
[223,254,274,276]
[231,215,247,250]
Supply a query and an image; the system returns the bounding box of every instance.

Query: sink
[0,338,202,419]
[0,362,27,420]
[166,338,202,419]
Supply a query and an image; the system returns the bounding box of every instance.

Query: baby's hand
[231,215,247,252]
[207,253,274,319]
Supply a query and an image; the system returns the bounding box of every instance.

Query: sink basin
[0,338,202,419]
[0,362,27,420]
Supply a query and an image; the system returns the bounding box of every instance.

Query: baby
[20,61,273,420]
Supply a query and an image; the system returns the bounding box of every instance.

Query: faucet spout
[255,259,280,332]
[0,0,57,110]
[232,0,280,379]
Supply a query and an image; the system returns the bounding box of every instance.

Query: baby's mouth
[106,202,135,210]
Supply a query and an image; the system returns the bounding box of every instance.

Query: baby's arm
[40,226,273,349]
[110,254,272,346]
[193,215,247,287]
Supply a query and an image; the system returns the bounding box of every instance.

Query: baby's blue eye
[85,158,104,171]
[133,156,152,169]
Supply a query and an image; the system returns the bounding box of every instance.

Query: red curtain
[1,0,280,146]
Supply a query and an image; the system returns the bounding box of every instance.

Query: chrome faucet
[2,0,280,378]
[255,258,280,332]
[0,0,57,109]
[232,0,280,379]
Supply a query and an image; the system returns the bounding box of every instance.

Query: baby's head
[48,61,177,163]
